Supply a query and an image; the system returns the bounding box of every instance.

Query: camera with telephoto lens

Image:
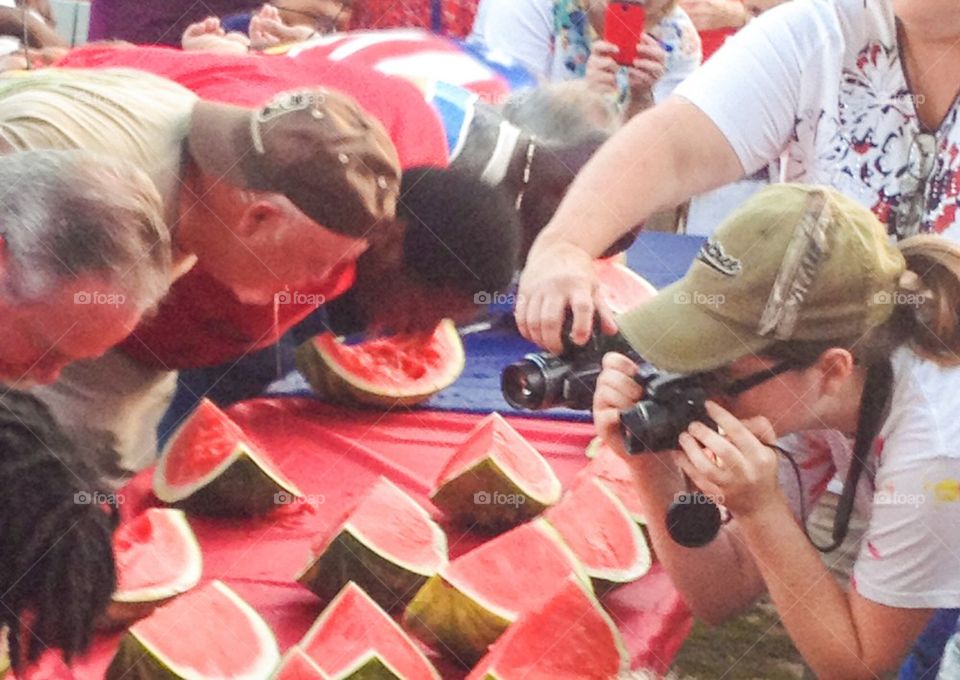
[619,369,715,454]
[501,326,638,411]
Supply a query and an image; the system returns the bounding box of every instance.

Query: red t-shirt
[57,46,449,369]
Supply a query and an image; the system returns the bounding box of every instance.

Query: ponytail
[896,235,960,367]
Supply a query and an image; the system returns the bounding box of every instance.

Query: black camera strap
[811,359,893,553]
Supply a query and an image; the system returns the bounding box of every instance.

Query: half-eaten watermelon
[594,260,657,315]
[430,413,562,531]
[271,648,327,679]
[298,582,440,680]
[544,478,651,592]
[575,441,647,525]
[106,580,280,680]
[404,519,590,666]
[102,508,203,628]
[467,576,629,679]
[297,477,447,613]
[295,319,465,408]
[153,399,304,517]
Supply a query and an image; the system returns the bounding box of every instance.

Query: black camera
[620,370,714,453]
[501,330,637,411]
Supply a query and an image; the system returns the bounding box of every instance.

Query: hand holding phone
[604,1,647,66]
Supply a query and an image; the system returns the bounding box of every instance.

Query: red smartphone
[604,1,647,66]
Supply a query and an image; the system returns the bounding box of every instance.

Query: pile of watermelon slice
[46,263,661,679]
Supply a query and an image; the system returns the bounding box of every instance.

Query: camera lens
[501,354,570,410]
[621,401,683,453]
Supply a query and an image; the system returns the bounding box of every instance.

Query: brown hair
[763,235,960,368]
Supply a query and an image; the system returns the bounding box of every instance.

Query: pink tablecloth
[20,399,691,678]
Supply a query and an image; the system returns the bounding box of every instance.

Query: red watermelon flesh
[467,577,629,680]
[430,413,561,530]
[106,508,202,626]
[443,521,587,618]
[544,479,651,589]
[343,477,446,574]
[594,260,657,315]
[271,648,328,679]
[575,442,647,524]
[296,319,465,407]
[162,400,247,487]
[300,583,440,680]
[106,580,280,679]
[297,477,447,612]
[153,399,303,517]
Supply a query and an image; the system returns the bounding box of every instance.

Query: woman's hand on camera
[515,242,617,354]
[676,400,784,519]
[593,352,643,455]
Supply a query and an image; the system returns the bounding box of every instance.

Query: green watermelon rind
[430,457,561,532]
[302,583,441,680]
[469,576,631,680]
[154,442,303,518]
[297,530,434,613]
[545,480,652,591]
[296,478,447,612]
[403,574,511,667]
[403,520,592,666]
[295,319,466,408]
[105,581,280,680]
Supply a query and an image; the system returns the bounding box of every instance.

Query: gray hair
[501,82,621,145]
[0,150,171,311]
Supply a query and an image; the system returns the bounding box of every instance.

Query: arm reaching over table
[516,96,744,353]
[187,88,402,239]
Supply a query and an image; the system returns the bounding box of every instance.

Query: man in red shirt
[40,46,521,473]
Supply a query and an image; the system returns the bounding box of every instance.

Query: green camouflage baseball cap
[617,184,906,373]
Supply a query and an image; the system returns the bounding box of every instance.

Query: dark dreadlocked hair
[0,391,118,670]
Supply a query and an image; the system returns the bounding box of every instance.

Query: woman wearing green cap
[594,184,960,678]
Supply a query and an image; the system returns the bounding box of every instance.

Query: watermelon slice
[102,508,203,628]
[295,319,465,408]
[467,576,629,680]
[575,440,647,525]
[297,477,447,613]
[271,648,328,679]
[594,260,657,315]
[106,580,280,680]
[544,478,651,592]
[430,413,562,531]
[153,399,304,517]
[298,582,440,680]
[404,520,590,666]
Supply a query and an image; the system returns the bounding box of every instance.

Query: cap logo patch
[697,239,742,277]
